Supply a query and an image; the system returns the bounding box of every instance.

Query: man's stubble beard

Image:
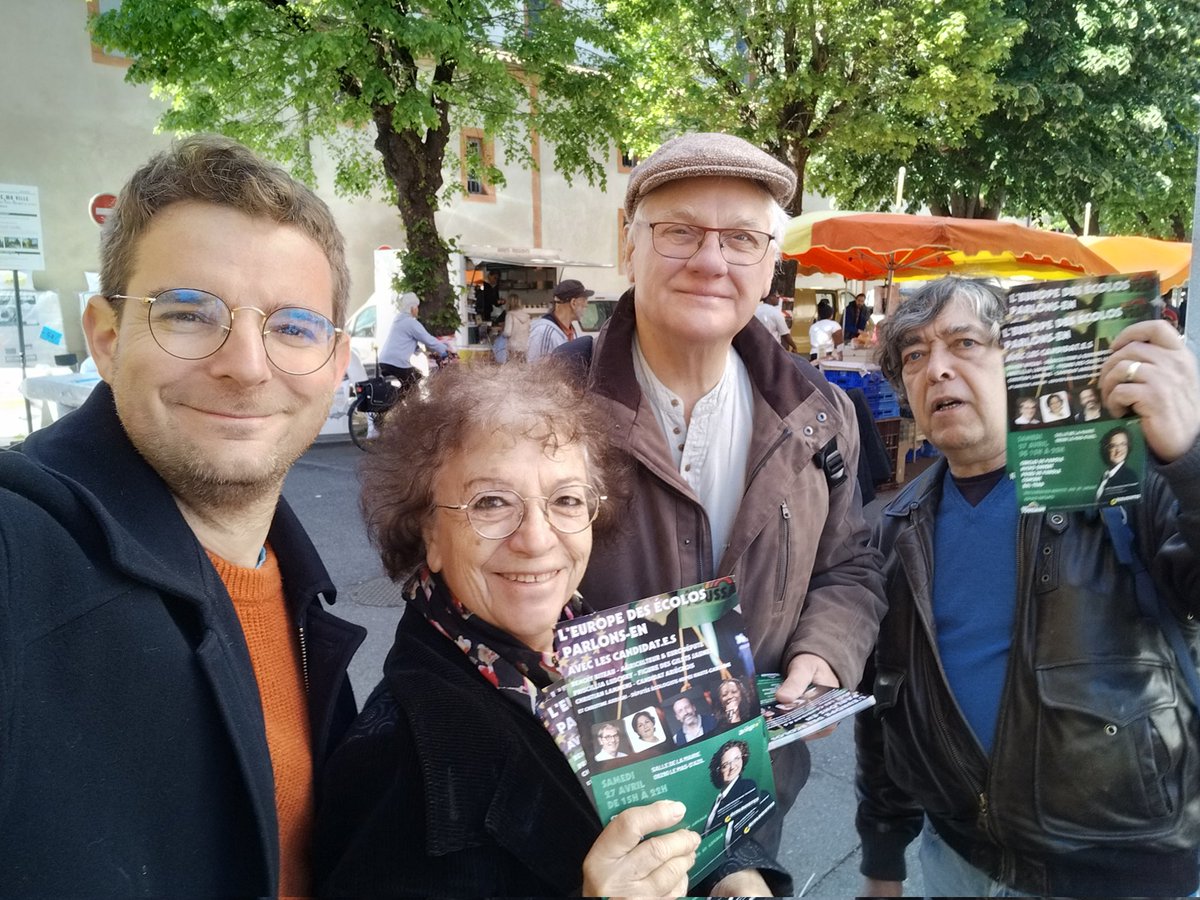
[137,435,296,514]
[112,373,322,516]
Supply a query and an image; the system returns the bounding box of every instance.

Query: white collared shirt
[632,336,752,565]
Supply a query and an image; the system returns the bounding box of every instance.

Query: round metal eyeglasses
[435,484,605,540]
[111,288,342,376]
[644,221,775,265]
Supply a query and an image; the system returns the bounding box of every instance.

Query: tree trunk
[372,103,459,332]
[931,192,1002,219]
[785,144,810,217]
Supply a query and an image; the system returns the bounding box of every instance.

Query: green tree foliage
[604,0,1021,214]
[91,0,619,330]
[816,0,1200,238]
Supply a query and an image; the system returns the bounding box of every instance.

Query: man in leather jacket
[0,136,365,896]
[856,277,1200,896]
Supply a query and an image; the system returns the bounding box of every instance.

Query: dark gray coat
[0,384,364,896]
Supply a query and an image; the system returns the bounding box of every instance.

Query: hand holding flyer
[539,577,776,883]
[1099,320,1200,464]
[1001,272,1159,511]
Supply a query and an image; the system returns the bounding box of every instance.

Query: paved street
[283,438,923,896]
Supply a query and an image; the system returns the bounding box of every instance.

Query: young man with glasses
[570,133,886,885]
[0,136,365,895]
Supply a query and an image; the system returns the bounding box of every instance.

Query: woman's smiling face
[423,428,593,652]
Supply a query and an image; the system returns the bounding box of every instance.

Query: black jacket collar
[19,381,337,617]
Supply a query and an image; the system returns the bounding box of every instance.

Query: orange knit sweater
[208,546,314,899]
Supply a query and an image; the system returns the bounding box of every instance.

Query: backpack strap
[787,354,849,492]
[560,336,847,491]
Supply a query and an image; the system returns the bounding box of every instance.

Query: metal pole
[1188,127,1200,347]
[11,269,33,435]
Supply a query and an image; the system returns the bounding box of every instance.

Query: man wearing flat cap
[527,278,594,361]
[569,133,886,879]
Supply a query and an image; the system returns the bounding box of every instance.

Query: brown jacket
[580,290,886,691]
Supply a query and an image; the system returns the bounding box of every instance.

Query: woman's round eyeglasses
[435,484,605,540]
[111,288,342,376]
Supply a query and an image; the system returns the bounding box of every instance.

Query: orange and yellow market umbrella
[1080,235,1191,292]
[782,211,1117,288]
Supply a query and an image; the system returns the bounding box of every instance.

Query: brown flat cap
[625,133,796,217]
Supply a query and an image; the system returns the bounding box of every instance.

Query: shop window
[87,0,131,67]
[525,0,563,33]
[617,146,639,173]
[461,129,495,202]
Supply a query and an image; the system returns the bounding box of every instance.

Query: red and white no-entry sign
[89,193,118,226]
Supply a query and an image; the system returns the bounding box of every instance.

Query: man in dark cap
[528,278,594,361]
[570,132,886,880]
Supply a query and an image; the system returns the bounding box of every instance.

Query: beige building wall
[0,1,173,355]
[1,1,630,360]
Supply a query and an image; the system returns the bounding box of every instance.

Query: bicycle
[347,351,455,450]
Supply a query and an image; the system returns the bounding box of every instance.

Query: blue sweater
[931,471,1019,756]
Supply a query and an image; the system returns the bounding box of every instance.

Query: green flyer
[1002,272,1158,511]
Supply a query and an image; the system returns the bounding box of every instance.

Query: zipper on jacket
[972,510,1033,847]
[928,683,988,826]
[745,428,791,490]
[776,502,792,606]
[906,502,995,842]
[298,624,311,694]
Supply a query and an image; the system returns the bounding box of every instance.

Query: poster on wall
[0,185,45,272]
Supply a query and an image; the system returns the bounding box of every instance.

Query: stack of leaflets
[755,675,875,749]
[538,577,776,882]
[1001,272,1159,511]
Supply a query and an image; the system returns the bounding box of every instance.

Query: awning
[460,245,614,268]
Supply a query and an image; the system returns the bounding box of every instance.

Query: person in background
[502,292,532,363]
[754,290,797,352]
[1075,384,1103,422]
[671,695,716,746]
[475,269,500,330]
[594,723,628,761]
[569,132,886,871]
[1095,424,1140,505]
[1013,396,1040,426]
[704,741,765,849]
[843,292,871,343]
[714,678,757,726]
[629,709,666,750]
[809,300,843,361]
[857,276,1200,897]
[528,279,593,362]
[490,293,509,362]
[314,362,790,896]
[0,135,366,895]
[1041,391,1070,423]
[378,291,451,394]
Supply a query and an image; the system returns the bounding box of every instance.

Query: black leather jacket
[856,446,1200,896]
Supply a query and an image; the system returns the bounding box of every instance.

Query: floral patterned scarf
[404,568,587,717]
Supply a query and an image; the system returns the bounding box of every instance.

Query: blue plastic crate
[870,398,901,420]
[862,379,896,401]
[821,369,865,391]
